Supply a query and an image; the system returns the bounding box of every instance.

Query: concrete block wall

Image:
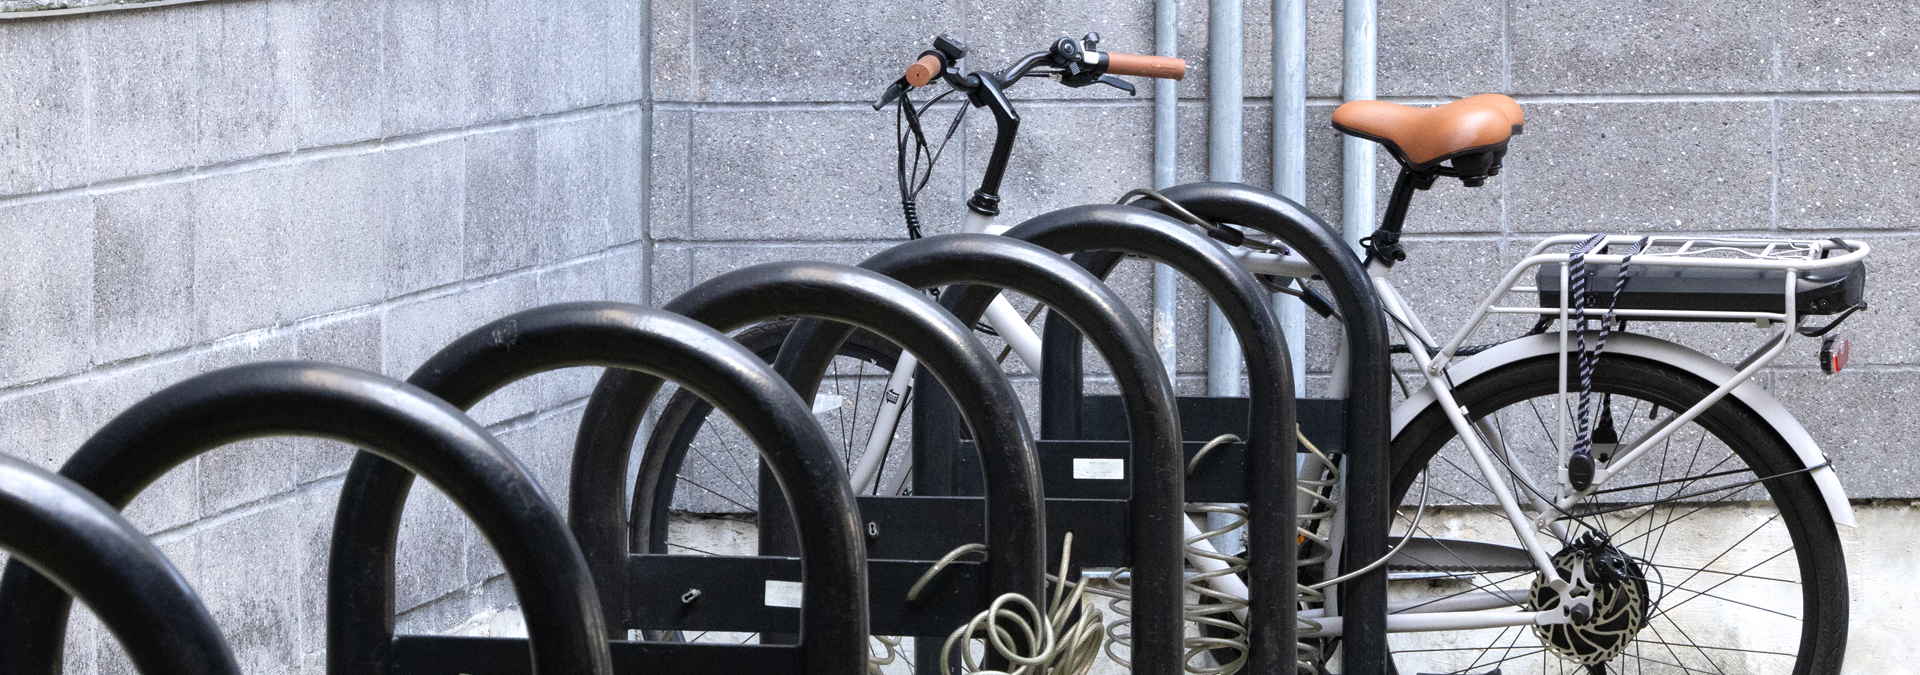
[0,0,645,670]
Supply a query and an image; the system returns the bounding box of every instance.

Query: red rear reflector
[1821,336,1849,374]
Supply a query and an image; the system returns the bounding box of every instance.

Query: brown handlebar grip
[905,54,942,88]
[1104,52,1187,81]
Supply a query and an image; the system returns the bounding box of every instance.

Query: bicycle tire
[1383,353,1847,675]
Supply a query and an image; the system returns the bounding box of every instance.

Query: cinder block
[87,357,201,533]
[195,333,300,515]
[650,242,693,307]
[285,0,387,147]
[194,167,294,339]
[93,184,196,364]
[382,0,472,137]
[688,109,956,241]
[295,313,385,483]
[467,0,552,122]
[552,0,610,110]
[540,256,609,305]
[381,139,468,297]
[62,605,96,675]
[293,481,341,656]
[1505,102,1773,232]
[1778,99,1920,230]
[0,381,94,471]
[608,0,647,103]
[197,503,301,673]
[1772,368,1920,499]
[0,197,94,387]
[536,119,612,263]
[1384,237,1507,341]
[464,128,541,276]
[86,6,204,180]
[1174,101,1276,198]
[1778,0,1920,92]
[691,0,960,102]
[197,0,297,166]
[606,245,648,306]
[605,111,646,246]
[967,103,1153,226]
[650,0,696,101]
[287,153,390,320]
[1377,0,1505,96]
[0,17,89,196]
[1509,0,1771,93]
[649,110,692,241]
[382,274,544,426]
[395,582,479,636]
[394,483,471,612]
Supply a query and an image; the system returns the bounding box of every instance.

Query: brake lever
[873,79,908,111]
[1096,75,1136,96]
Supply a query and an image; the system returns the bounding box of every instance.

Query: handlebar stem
[966,75,1021,216]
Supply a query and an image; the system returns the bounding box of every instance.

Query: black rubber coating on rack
[1138,182,1394,675]
[772,233,1187,675]
[0,454,239,675]
[0,362,614,675]
[327,302,869,674]
[965,202,1298,675]
[578,262,1048,609]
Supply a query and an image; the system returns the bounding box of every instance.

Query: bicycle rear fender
[1390,331,1858,528]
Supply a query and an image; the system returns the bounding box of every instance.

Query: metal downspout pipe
[1207,0,1245,396]
[1275,0,1308,395]
[1153,0,1181,384]
[1342,0,1379,253]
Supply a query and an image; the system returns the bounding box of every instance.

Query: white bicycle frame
[832,213,1868,635]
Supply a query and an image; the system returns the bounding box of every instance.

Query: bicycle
[639,32,1867,675]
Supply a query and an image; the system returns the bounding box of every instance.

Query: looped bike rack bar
[975,202,1300,675]
[1139,181,1395,673]
[772,232,1187,674]
[575,261,1047,614]
[0,453,239,675]
[328,302,868,674]
[0,361,612,675]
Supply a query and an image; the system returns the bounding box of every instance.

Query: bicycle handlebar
[904,54,942,87]
[1100,51,1186,80]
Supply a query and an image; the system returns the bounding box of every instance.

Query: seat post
[1363,169,1429,268]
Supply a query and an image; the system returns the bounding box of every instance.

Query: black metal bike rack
[923,203,1297,675]
[0,361,614,675]
[329,302,870,674]
[1135,182,1395,674]
[572,262,1048,640]
[771,233,1187,675]
[0,453,239,674]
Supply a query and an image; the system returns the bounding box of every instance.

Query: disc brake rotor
[1528,533,1652,666]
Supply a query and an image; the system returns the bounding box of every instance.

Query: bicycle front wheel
[1383,353,1847,675]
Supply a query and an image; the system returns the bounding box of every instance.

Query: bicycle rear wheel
[1383,353,1847,675]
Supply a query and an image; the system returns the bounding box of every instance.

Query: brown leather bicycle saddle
[1332,94,1524,176]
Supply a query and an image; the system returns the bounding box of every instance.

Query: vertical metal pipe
[1206,0,1245,397]
[1342,0,1379,253]
[1275,0,1308,397]
[1153,0,1181,384]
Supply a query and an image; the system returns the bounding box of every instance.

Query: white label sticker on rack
[764,580,803,608]
[1072,458,1125,480]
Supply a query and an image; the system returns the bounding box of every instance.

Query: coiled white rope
[909,534,1108,675]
